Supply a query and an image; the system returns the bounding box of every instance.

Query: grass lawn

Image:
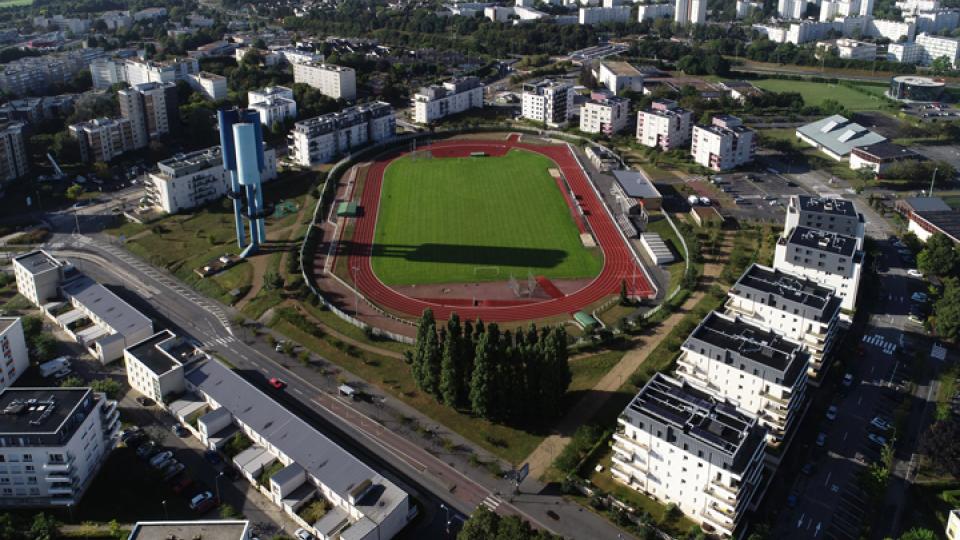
[644,213,686,292]
[0,0,32,7]
[941,194,960,210]
[372,149,602,285]
[751,79,888,111]
[569,351,624,393]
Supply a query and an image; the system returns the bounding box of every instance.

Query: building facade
[289,102,395,166]
[0,387,119,507]
[68,117,141,163]
[0,318,28,391]
[675,0,707,24]
[188,72,228,101]
[123,330,205,404]
[595,61,644,95]
[690,115,756,171]
[292,62,357,100]
[118,82,178,148]
[784,196,865,242]
[0,122,28,182]
[611,373,767,538]
[773,226,864,315]
[636,99,692,151]
[413,77,484,124]
[725,264,842,382]
[521,79,574,128]
[579,96,630,135]
[248,87,297,127]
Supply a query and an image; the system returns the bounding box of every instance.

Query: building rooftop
[61,276,153,337]
[13,250,61,275]
[793,195,860,219]
[127,520,250,540]
[901,196,951,213]
[156,146,222,178]
[0,388,91,435]
[196,71,226,81]
[891,75,946,87]
[0,317,19,333]
[125,331,186,376]
[797,114,886,157]
[611,169,662,199]
[600,60,641,77]
[851,142,918,161]
[913,210,960,243]
[731,263,841,319]
[786,226,858,257]
[522,78,571,93]
[299,61,354,72]
[621,373,766,473]
[185,359,406,525]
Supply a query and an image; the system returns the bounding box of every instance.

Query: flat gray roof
[0,388,91,436]
[127,520,250,540]
[0,317,18,333]
[611,169,662,199]
[13,250,61,275]
[797,115,886,157]
[61,276,152,337]
[902,196,951,213]
[787,226,858,257]
[125,331,181,376]
[185,359,406,524]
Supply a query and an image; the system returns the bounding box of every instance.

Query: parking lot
[684,170,813,224]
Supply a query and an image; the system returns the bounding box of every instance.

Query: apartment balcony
[45,474,75,484]
[710,478,740,498]
[702,505,736,536]
[610,465,632,484]
[48,486,74,496]
[761,390,789,406]
[43,462,72,473]
[705,485,737,508]
[611,454,642,474]
[612,432,649,453]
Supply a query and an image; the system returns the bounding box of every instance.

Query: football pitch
[371,149,603,286]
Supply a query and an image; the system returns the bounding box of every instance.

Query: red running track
[341,138,654,322]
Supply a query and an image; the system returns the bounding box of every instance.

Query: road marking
[293,388,304,396]
[857,395,863,405]
[824,471,832,487]
[481,495,502,510]
[843,431,848,441]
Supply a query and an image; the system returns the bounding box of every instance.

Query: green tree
[411,309,435,390]
[930,56,953,76]
[31,333,58,362]
[917,232,959,278]
[899,528,938,540]
[934,278,960,343]
[65,184,84,200]
[422,325,442,397]
[457,506,500,540]
[263,272,284,290]
[29,513,58,540]
[90,378,122,399]
[220,503,242,519]
[469,331,495,419]
[439,314,462,407]
[59,376,84,388]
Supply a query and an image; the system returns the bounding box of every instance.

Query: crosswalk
[69,234,234,331]
[201,336,236,349]
[862,333,897,355]
[481,495,503,510]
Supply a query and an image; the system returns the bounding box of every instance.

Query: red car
[169,474,193,494]
[269,378,286,390]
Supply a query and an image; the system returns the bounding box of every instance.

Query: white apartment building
[128,521,251,540]
[123,57,200,87]
[611,373,767,538]
[784,196,865,244]
[271,47,324,66]
[736,0,764,18]
[773,227,864,316]
[820,0,859,20]
[118,82,178,148]
[636,99,692,151]
[292,62,357,101]
[99,10,132,30]
[13,250,154,363]
[248,86,297,127]
[90,57,126,90]
[0,387,119,507]
[595,61,644,95]
[68,117,141,163]
[290,102,395,166]
[915,32,960,67]
[32,15,91,34]
[691,115,756,171]
[521,79,574,128]
[124,330,205,405]
[675,0,706,24]
[896,0,940,13]
[0,318,28,391]
[235,47,283,66]
[638,2,676,20]
[170,357,413,539]
[413,77,484,124]
[146,145,277,214]
[819,38,878,59]
[0,48,105,97]
[188,72,228,101]
[726,264,842,383]
[907,9,960,34]
[579,96,630,135]
[579,5,632,24]
[678,311,809,448]
[0,122,28,182]
[779,0,807,18]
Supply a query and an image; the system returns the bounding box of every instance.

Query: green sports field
[371,149,603,286]
[751,79,889,111]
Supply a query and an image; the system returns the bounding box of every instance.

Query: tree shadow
[333,241,570,269]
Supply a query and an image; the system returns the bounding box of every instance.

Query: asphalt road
[39,203,634,539]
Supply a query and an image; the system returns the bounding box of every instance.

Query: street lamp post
[215,471,225,503]
[440,503,451,534]
[351,266,360,316]
[161,499,169,519]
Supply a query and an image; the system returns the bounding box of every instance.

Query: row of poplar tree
[406,309,572,423]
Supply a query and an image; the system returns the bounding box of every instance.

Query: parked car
[911,292,929,303]
[149,451,174,469]
[908,313,926,324]
[907,269,923,278]
[842,373,854,387]
[162,461,185,480]
[172,424,189,437]
[169,474,194,494]
[826,405,838,420]
[801,462,815,475]
[867,433,887,447]
[136,396,154,406]
[269,378,286,390]
[787,493,799,508]
[188,491,216,512]
[816,433,827,447]
[871,417,892,431]
[136,442,158,459]
[120,427,142,442]
[203,450,223,466]
[295,529,315,540]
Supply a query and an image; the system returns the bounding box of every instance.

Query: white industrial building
[594,61,644,95]
[248,86,298,127]
[677,311,809,448]
[292,62,357,101]
[636,99,692,151]
[0,387,119,507]
[290,102,395,166]
[640,233,674,264]
[145,145,277,214]
[0,318,28,391]
[413,77,484,124]
[521,79,574,128]
[611,373,767,538]
[818,38,878,59]
[13,250,154,364]
[725,263,842,383]
[795,115,886,162]
[690,115,756,171]
[773,227,864,317]
[579,96,630,135]
[188,71,228,101]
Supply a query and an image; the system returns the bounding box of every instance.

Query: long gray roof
[185,359,406,524]
[796,115,886,157]
[62,276,153,337]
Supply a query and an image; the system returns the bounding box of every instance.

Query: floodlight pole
[929,167,938,197]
